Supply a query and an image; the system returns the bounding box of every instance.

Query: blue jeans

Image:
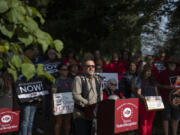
[19,104,37,135]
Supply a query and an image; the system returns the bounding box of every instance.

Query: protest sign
[16,78,49,103]
[43,62,61,76]
[53,92,74,115]
[95,73,118,89]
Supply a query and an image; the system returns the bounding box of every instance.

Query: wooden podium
[85,98,139,135]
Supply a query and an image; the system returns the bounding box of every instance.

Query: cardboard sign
[144,96,164,111]
[0,108,20,134]
[43,62,61,75]
[53,92,74,115]
[16,80,49,103]
[114,98,138,133]
[95,73,118,89]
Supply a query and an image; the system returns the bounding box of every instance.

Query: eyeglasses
[86,65,95,68]
[110,83,117,86]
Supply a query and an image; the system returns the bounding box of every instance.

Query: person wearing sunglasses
[72,59,103,135]
[103,78,124,100]
[52,63,73,135]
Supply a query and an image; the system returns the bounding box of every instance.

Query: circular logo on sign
[1,115,11,123]
[123,108,132,118]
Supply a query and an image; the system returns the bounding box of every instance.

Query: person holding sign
[18,45,44,135]
[134,65,159,135]
[72,59,103,135]
[157,56,180,135]
[52,63,73,135]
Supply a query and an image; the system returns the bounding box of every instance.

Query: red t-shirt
[117,61,127,81]
[107,61,119,73]
[158,69,180,101]
[152,65,159,80]
[107,61,127,81]
[153,58,168,73]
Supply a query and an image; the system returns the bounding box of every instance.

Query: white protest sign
[95,73,118,89]
[53,92,74,115]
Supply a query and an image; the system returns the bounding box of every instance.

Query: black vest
[74,74,101,111]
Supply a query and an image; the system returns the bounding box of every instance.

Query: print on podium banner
[114,98,139,133]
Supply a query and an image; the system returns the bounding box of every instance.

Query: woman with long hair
[134,65,158,135]
[52,63,73,135]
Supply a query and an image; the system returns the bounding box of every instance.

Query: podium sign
[144,96,164,111]
[0,108,20,133]
[114,98,139,133]
[97,98,139,135]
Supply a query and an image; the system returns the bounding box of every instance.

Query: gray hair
[107,78,117,85]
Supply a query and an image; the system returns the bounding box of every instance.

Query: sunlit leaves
[21,63,36,81]
[36,64,55,83]
[0,0,63,82]
[18,33,33,46]
[54,40,63,53]
[8,68,17,81]
[10,55,22,71]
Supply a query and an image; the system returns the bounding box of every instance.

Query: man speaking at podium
[72,59,103,135]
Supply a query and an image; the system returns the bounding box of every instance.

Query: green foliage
[21,63,36,81]
[0,0,63,82]
[39,0,165,56]
[54,40,63,53]
[0,0,9,13]
[164,1,180,56]
[8,68,17,81]
[10,55,22,71]
[37,64,55,83]
[0,24,15,38]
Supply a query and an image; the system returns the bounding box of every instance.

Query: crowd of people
[0,46,180,135]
